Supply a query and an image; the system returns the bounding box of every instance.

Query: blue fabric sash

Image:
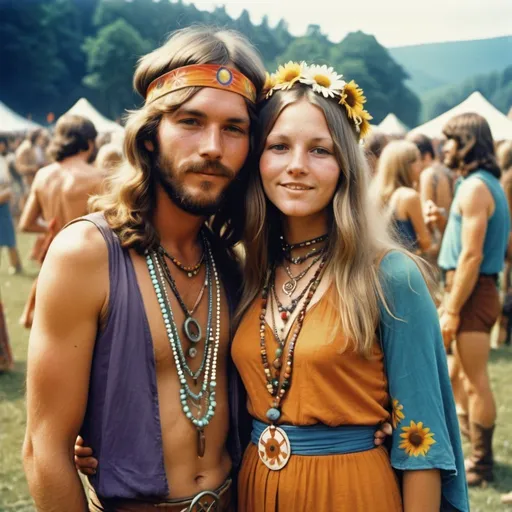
[251,419,376,456]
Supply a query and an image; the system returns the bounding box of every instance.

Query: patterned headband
[145,64,257,104]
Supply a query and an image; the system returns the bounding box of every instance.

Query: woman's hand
[74,436,97,476]
[374,422,393,446]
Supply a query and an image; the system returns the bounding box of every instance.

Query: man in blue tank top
[432,113,510,487]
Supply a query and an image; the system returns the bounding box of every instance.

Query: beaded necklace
[280,233,328,251]
[282,250,325,296]
[280,233,329,265]
[146,238,221,458]
[159,245,205,278]
[257,254,327,470]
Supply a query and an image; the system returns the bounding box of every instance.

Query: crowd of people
[0,24,511,511]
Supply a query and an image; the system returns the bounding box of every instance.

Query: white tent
[377,113,409,136]
[63,98,123,134]
[0,101,42,134]
[411,92,512,141]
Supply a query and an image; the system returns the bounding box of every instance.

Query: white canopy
[0,101,42,134]
[411,92,512,141]
[63,98,123,134]
[377,113,409,136]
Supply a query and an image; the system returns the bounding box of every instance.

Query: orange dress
[231,293,402,512]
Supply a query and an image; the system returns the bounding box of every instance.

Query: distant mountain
[389,36,512,95]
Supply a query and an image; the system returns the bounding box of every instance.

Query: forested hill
[2,0,510,127]
[389,36,512,96]
[0,0,419,125]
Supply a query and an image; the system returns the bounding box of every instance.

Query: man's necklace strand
[146,238,220,458]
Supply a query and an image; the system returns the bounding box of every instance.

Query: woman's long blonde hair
[369,140,420,207]
[236,85,429,356]
[90,26,266,253]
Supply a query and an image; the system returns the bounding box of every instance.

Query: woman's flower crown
[261,61,373,140]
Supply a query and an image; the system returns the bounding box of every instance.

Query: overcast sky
[183,0,512,48]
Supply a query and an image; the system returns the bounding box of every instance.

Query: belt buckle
[186,490,221,512]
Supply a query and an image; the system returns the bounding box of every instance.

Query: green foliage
[1,0,419,126]
[422,65,512,122]
[83,19,150,119]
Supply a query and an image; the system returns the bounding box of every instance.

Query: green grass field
[1,232,512,511]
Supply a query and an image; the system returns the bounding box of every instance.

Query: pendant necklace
[158,234,209,345]
[146,237,221,458]
[281,250,325,297]
[257,254,327,470]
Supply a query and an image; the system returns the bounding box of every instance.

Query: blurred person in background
[364,130,389,176]
[0,138,23,275]
[434,113,510,487]
[95,142,123,175]
[497,140,512,345]
[15,128,48,195]
[407,132,453,233]
[18,114,103,328]
[370,139,433,255]
[0,287,14,372]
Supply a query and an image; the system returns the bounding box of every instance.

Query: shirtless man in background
[18,114,104,327]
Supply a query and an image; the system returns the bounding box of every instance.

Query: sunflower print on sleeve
[399,420,436,457]
[391,398,405,429]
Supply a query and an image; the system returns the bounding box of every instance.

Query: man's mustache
[186,160,234,178]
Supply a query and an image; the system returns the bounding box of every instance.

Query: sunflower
[262,72,277,98]
[399,420,436,457]
[274,61,304,90]
[357,109,373,139]
[391,399,405,428]
[300,64,345,98]
[339,80,367,120]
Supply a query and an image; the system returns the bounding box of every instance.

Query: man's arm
[444,180,490,314]
[22,222,108,512]
[19,177,47,233]
[440,180,490,344]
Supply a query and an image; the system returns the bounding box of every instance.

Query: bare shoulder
[33,163,60,186]
[420,166,436,183]
[458,177,492,210]
[400,187,421,205]
[43,220,108,275]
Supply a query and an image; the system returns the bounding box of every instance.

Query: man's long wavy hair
[442,113,500,178]
[236,85,431,357]
[90,26,266,254]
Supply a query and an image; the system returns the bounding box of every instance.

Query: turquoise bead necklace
[145,237,221,457]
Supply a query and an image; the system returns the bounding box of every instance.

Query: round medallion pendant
[258,425,291,471]
[184,317,202,343]
[282,279,297,296]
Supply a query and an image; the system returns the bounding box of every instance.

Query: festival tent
[410,92,512,141]
[377,113,409,136]
[0,101,42,134]
[63,98,124,134]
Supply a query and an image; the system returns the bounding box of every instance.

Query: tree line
[1,0,422,126]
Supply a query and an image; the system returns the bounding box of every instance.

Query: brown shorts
[88,478,233,512]
[444,271,500,334]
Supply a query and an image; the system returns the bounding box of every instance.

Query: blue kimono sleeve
[379,251,469,512]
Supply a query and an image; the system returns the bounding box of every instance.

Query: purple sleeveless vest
[77,213,246,500]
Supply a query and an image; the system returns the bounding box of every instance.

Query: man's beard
[154,151,236,217]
